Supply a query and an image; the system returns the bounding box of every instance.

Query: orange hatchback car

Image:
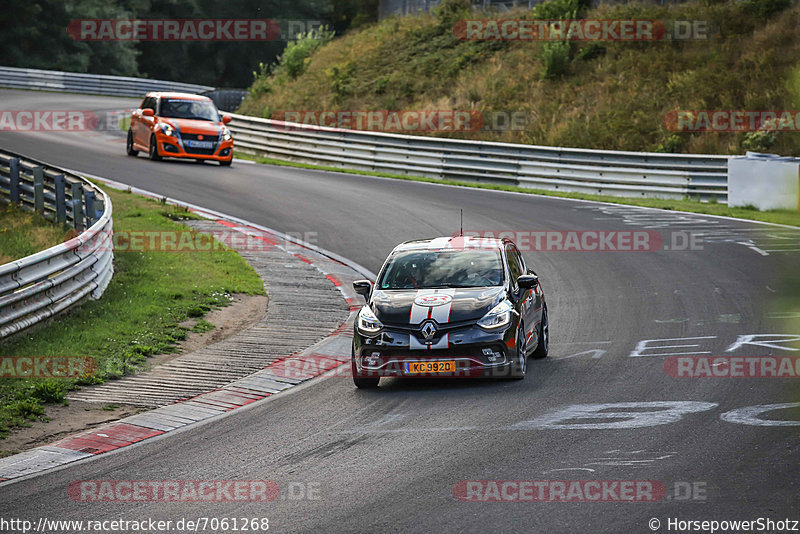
[127,92,234,165]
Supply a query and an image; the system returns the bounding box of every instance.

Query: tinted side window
[506,244,522,287]
[142,97,156,111]
[515,249,526,273]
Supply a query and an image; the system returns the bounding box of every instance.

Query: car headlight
[477,300,514,331]
[159,123,176,137]
[357,306,383,335]
[220,127,232,141]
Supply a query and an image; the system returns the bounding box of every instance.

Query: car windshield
[378,249,504,289]
[160,98,219,121]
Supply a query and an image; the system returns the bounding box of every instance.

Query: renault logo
[420,321,437,340]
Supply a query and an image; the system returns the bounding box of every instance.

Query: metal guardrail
[0,150,113,339]
[227,113,730,201]
[0,66,213,97]
[0,66,729,200]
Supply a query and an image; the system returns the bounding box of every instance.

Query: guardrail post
[33,166,44,214]
[71,182,84,230]
[84,190,97,226]
[54,174,66,224]
[9,158,20,203]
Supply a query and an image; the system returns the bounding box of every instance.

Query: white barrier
[728,153,800,211]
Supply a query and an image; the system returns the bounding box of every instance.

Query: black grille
[383,319,477,333]
[180,132,219,155]
[181,132,218,142]
[183,145,217,155]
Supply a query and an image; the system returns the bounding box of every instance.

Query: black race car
[351,236,548,388]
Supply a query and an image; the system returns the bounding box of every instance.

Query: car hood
[160,118,221,136]
[370,286,506,326]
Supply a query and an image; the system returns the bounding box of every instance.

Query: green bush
[744,0,792,20]
[541,41,571,79]
[656,135,684,153]
[279,27,335,79]
[5,399,44,420]
[533,0,588,19]
[741,130,778,152]
[250,62,273,98]
[29,380,67,404]
[433,0,472,25]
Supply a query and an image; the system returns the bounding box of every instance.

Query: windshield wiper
[421,283,489,289]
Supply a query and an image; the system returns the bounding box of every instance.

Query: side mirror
[518,275,539,290]
[353,280,373,300]
[222,115,232,124]
[142,109,154,117]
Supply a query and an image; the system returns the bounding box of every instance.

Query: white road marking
[552,349,606,360]
[512,401,718,430]
[720,403,800,427]
[630,336,716,358]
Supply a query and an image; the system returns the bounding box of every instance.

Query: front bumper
[155,132,234,161]
[353,324,517,378]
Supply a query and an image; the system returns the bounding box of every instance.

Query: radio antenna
[460,209,463,237]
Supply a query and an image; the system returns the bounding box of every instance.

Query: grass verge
[235,152,800,227]
[0,203,72,264]
[240,0,800,156]
[0,188,265,438]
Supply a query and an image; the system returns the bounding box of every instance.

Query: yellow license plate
[406,361,456,374]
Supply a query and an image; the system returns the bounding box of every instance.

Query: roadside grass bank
[235,152,800,227]
[240,0,800,157]
[0,188,265,438]
[0,203,71,265]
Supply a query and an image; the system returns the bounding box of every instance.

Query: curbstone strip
[0,186,371,485]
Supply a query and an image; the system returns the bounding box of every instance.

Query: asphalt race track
[1,89,799,533]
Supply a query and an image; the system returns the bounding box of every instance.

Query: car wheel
[126,129,138,156]
[148,134,162,161]
[219,159,232,167]
[351,347,379,389]
[510,323,527,379]
[532,305,549,359]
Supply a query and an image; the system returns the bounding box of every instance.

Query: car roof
[392,236,508,253]
[145,92,211,101]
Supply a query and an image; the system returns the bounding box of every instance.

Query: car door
[506,244,536,347]
[518,248,543,348]
[133,96,156,146]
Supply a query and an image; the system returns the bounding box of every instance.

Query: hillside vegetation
[240,0,800,155]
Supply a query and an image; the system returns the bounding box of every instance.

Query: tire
[126,129,138,156]
[510,323,527,379]
[532,305,549,359]
[148,134,162,161]
[219,159,232,167]
[351,347,379,389]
